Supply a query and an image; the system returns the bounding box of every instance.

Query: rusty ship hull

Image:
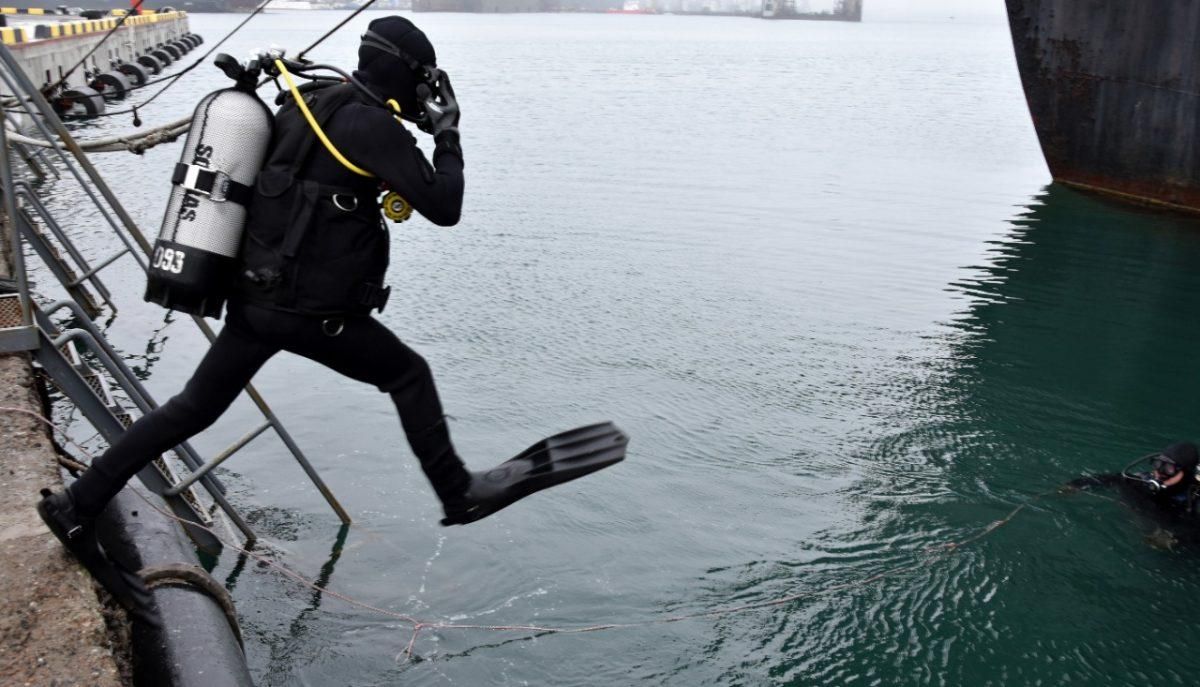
[1006,0,1200,212]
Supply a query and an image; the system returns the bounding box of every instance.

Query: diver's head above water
[355,16,438,120]
[1152,442,1199,492]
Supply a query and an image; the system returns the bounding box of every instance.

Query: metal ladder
[0,42,351,550]
[31,302,238,551]
[15,180,116,317]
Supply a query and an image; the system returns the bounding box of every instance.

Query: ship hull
[1006,0,1200,212]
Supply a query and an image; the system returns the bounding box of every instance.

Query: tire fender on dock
[89,71,131,101]
[56,86,105,117]
[151,48,173,66]
[136,53,163,75]
[58,86,105,118]
[116,61,149,86]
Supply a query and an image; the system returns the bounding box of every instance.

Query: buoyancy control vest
[236,83,392,316]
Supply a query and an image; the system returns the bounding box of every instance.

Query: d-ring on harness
[331,194,358,212]
[321,318,345,336]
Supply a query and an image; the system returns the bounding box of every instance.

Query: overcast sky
[865,0,1008,22]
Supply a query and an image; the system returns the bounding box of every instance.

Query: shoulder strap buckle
[359,283,391,313]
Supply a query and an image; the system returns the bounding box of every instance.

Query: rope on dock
[5,116,190,153]
[0,404,1046,662]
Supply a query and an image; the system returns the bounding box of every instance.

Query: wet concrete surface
[1,233,126,685]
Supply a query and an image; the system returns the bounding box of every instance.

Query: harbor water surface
[32,11,1200,685]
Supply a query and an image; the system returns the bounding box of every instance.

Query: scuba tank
[144,54,273,319]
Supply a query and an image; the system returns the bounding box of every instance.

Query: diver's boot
[439,469,511,526]
[36,488,95,554]
[438,422,629,526]
[36,488,161,628]
[405,419,473,518]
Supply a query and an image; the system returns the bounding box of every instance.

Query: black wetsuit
[68,81,468,519]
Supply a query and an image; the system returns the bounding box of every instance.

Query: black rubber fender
[58,86,105,118]
[97,490,255,686]
[192,33,203,46]
[116,61,148,86]
[169,39,190,55]
[161,43,182,61]
[151,48,173,66]
[183,34,200,48]
[136,53,163,75]
[89,70,132,100]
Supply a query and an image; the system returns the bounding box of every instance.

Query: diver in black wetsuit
[36,16,626,622]
[57,17,473,526]
[1067,441,1200,518]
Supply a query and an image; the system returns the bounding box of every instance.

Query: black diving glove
[418,69,460,137]
[434,129,463,163]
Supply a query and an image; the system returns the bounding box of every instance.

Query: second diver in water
[37,16,627,623]
[1067,441,1200,523]
[1115,441,1200,515]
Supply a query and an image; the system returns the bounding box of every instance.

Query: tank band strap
[358,282,391,312]
[171,163,253,206]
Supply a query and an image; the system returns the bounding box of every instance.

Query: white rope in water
[6,117,191,154]
[0,404,1028,662]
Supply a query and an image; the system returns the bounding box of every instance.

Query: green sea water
[29,10,1200,685]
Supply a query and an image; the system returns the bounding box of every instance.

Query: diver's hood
[1160,442,1199,472]
[1121,444,1200,494]
[356,16,436,120]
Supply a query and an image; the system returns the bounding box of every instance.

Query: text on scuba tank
[177,144,215,223]
[178,192,201,221]
[193,144,213,167]
[152,246,186,274]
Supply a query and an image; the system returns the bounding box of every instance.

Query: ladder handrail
[31,325,227,553]
[45,321,256,542]
[0,65,148,272]
[0,76,32,339]
[15,181,117,307]
[40,299,227,494]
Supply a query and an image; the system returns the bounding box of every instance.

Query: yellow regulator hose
[275,59,413,222]
[276,58,372,178]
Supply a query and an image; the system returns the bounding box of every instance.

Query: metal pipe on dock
[98,488,254,687]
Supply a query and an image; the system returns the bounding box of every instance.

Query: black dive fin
[441,422,628,526]
[37,489,161,627]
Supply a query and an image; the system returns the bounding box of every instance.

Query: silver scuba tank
[144,55,273,319]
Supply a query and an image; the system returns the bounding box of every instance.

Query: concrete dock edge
[1,212,124,685]
[0,356,126,686]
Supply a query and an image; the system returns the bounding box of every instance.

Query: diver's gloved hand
[433,129,463,164]
[418,69,460,137]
